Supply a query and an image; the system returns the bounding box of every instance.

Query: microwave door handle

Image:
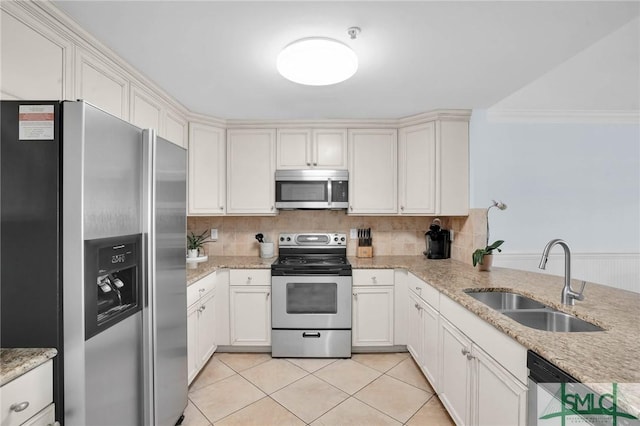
[327,178,332,207]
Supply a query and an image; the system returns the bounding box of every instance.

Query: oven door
[272,275,351,329]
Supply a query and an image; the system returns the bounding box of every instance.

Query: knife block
[356,246,373,258]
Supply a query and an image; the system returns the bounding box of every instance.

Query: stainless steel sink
[464,289,604,332]
[465,290,547,310]
[501,310,604,332]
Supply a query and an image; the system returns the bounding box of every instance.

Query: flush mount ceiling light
[277,27,360,86]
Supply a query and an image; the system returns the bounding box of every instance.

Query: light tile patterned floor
[185,352,455,426]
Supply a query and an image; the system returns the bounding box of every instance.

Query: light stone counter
[187,256,274,285]
[187,255,640,417]
[0,348,57,386]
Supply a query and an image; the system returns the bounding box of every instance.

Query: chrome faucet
[538,239,586,305]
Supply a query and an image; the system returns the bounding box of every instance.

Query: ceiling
[54,1,639,120]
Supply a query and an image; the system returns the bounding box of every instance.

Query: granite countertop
[187,255,640,416]
[0,348,57,386]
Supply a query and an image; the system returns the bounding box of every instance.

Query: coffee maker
[424,218,451,259]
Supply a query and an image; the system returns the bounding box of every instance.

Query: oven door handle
[302,332,321,338]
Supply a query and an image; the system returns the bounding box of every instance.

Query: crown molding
[487,109,640,124]
[187,111,228,128]
[397,109,472,127]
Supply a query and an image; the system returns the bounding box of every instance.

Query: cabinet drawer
[23,403,55,426]
[353,269,394,286]
[188,272,216,307]
[229,269,271,286]
[0,360,53,426]
[407,273,439,309]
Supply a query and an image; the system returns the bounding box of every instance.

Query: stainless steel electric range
[271,233,352,358]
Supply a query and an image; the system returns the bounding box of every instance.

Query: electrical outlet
[210,228,218,241]
[449,229,454,241]
[350,228,358,239]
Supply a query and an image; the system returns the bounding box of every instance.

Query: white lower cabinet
[439,317,473,425]
[474,346,528,426]
[187,274,217,384]
[405,273,528,426]
[230,286,271,346]
[438,316,528,426]
[0,359,54,426]
[352,286,394,346]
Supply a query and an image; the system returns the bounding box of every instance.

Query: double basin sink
[464,290,603,332]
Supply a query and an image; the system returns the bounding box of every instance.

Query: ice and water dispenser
[84,234,142,340]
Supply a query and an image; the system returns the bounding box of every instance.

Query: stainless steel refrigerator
[1,100,187,425]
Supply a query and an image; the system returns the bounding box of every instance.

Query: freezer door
[143,130,188,425]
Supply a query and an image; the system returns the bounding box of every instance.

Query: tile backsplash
[188,209,488,265]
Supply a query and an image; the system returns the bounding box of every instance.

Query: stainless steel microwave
[275,169,349,209]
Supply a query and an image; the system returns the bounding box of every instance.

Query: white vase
[187,249,199,258]
[477,254,493,271]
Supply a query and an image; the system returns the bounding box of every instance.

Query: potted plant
[187,230,210,258]
[472,240,504,271]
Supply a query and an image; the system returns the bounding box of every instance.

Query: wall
[469,109,640,292]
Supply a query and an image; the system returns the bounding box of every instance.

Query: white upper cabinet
[398,117,469,216]
[348,129,398,215]
[188,123,226,215]
[0,8,70,100]
[163,109,188,148]
[130,84,162,132]
[227,129,276,215]
[75,47,129,120]
[276,128,347,169]
[398,122,437,214]
[438,120,469,216]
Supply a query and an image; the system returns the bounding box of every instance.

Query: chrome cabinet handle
[266,292,270,299]
[10,401,29,412]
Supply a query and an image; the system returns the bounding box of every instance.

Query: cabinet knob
[371,276,377,283]
[306,162,311,166]
[415,286,422,293]
[313,162,317,166]
[414,303,420,310]
[266,292,270,299]
[247,277,252,283]
[354,293,358,300]
[350,206,353,211]
[461,348,470,356]
[220,206,224,210]
[401,206,405,211]
[271,206,274,211]
[10,401,29,412]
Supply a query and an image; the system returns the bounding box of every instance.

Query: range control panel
[278,233,347,246]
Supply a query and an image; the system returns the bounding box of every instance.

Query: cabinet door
[348,129,397,214]
[313,129,347,169]
[163,110,188,148]
[439,120,469,216]
[406,290,424,363]
[130,84,162,132]
[398,123,436,214]
[352,286,394,346]
[421,299,439,390]
[1,8,70,100]
[188,123,226,215]
[75,47,129,119]
[227,129,276,214]
[439,318,472,426]
[474,346,527,426]
[187,303,198,384]
[197,291,216,367]
[276,129,311,169]
[230,286,271,345]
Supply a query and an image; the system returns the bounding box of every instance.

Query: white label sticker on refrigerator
[19,105,55,140]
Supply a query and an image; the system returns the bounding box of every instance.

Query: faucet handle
[571,280,587,301]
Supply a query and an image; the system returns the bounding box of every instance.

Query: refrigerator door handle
[141,128,156,426]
